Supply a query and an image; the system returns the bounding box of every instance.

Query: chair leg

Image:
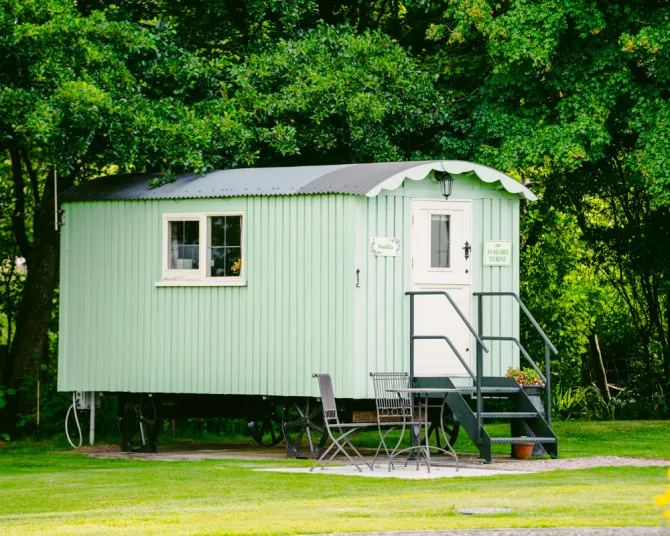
[374,425,398,472]
[341,435,372,471]
[310,439,337,472]
[315,426,371,473]
[321,427,358,470]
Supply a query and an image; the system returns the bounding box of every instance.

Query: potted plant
[506,367,545,393]
[513,437,535,459]
[507,367,547,457]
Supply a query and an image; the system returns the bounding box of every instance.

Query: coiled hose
[65,393,82,449]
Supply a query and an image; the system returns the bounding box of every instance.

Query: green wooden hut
[58,160,558,460]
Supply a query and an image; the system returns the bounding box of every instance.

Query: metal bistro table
[386,387,461,473]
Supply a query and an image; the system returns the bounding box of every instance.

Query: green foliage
[552,386,588,421]
[520,203,597,386]
[233,25,448,163]
[424,0,670,408]
[1,0,669,435]
[0,0,257,178]
[0,387,16,410]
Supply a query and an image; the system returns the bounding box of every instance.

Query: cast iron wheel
[117,394,160,453]
[248,403,283,446]
[421,402,460,448]
[281,398,327,459]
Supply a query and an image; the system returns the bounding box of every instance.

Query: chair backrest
[369,372,413,423]
[312,373,339,425]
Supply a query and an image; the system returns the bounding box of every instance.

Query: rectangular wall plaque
[369,237,401,257]
[484,240,511,266]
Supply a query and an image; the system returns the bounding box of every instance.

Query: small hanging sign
[484,241,512,266]
[369,237,401,257]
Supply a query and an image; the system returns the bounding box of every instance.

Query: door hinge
[412,214,414,225]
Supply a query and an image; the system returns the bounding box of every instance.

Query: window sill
[155,279,247,288]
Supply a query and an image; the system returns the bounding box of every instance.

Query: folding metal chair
[371,372,459,472]
[311,373,376,472]
[370,372,427,471]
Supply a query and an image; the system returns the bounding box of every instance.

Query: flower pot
[522,385,542,397]
[510,385,547,457]
[513,442,534,459]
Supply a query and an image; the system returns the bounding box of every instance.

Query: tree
[421,0,670,397]
[0,4,452,433]
[0,0,256,432]
[232,25,449,164]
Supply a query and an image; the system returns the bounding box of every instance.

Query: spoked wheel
[248,403,283,446]
[117,394,160,453]
[421,402,460,448]
[281,398,327,459]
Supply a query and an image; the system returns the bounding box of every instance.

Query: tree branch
[8,144,32,262]
[20,145,40,205]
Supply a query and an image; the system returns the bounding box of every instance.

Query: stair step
[476,412,538,419]
[456,387,520,394]
[489,437,557,444]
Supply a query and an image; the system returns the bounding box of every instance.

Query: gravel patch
[491,455,670,472]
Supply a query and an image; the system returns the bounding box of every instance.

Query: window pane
[208,215,242,277]
[210,216,227,247]
[210,215,241,248]
[210,247,242,277]
[225,216,241,247]
[431,214,450,268]
[169,220,199,270]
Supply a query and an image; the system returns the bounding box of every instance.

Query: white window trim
[158,211,246,287]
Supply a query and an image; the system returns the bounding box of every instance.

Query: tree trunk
[591,333,610,403]
[665,294,670,387]
[2,169,74,435]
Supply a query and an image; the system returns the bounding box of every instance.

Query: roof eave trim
[364,160,538,201]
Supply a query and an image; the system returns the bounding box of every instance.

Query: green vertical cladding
[58,173,522,400]
[58,195,356,398]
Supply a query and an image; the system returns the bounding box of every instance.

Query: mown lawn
[0,421,668,535]
[343,419,670,458]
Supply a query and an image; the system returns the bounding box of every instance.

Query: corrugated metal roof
[60,161,537,202]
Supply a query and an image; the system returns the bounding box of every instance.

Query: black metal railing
[473,292,558,427]
[406,291,492,441]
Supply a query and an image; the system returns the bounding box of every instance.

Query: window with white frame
[161,212,245,285]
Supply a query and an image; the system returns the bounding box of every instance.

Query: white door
[411,199,473,377]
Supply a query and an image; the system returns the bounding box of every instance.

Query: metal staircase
[406,291,559,463]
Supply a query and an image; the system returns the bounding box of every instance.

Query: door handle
[463,241,471,260]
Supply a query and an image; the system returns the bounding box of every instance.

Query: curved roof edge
[59,160,537,203]
[365,160,537,201]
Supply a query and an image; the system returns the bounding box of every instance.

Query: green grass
[354,420,670,459]
[0,421,669,535]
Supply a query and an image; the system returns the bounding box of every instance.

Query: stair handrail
[473,291,557,427]
[480,336,546,382]
[411,335,476,380]
[405,291,490,354]
[406,290,491,445]
[473,292,558,354]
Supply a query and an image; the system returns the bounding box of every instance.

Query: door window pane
[431,214,450,268]
[169,220,199,270]
[209,215,243,277]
